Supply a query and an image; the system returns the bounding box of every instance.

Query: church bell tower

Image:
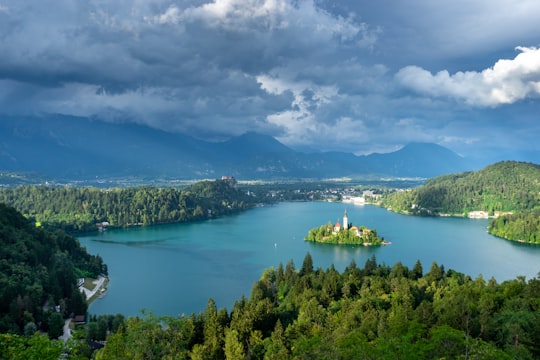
[343,209,349,230]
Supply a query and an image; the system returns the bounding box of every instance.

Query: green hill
[0,179,256,233]
[381,161,540,243]
[0,203,107,335]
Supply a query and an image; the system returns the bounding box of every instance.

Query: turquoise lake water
[78,202,540,317]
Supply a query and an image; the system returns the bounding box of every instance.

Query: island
[305,210,389,246]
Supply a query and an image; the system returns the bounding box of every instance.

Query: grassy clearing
[81,277,109,304]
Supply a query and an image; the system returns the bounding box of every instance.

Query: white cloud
[396,46,540,106]
[257,71,340,143]
[151,0,376,47]
[154,5,182,25]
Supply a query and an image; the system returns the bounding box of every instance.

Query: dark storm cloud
[0,0,539,156]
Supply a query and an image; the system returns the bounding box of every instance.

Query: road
[59,318,72,340]
[80,276,106,301]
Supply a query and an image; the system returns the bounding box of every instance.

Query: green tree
[299,252,314,276]
[224,328,246,360]
[47,312,64,340]
[411,259,423,280]
[0,333,63,360]
[202,298,226,359]
[23,322,37,337]
[263,320,288,360]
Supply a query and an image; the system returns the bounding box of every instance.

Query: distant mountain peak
[223,132,293,154]
[0,116,474,180]
[400,142,461,156]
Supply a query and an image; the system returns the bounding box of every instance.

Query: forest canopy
[4,254,538,359]
[85,255,540,358]
[0,179,256,233]
[0,203,107,335]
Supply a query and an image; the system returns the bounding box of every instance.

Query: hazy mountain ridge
[1,116,472,180]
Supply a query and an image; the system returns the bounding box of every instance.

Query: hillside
[0,115,471,180]
[488,209,540,243]
[382,161,540,215]
[0,203,107,335]
[0,179,257,232]
[381,161,540,243]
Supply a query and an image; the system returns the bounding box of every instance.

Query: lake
[78,201,540,317]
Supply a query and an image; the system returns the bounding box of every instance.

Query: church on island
[305,209,386,246]
[333,209,368,238]
[333,209,348,232]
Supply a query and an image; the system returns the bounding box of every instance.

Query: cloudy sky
[1,0,539,159]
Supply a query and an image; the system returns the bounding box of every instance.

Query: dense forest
[0,179,257,232]
[94,255,540,359]
[0,203,107,336]
[488,209,540,243]
[381,161,540,243]
[2,254,539,359]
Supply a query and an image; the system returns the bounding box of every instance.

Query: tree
[224,328,246,360]
[425,261,443,284]
[411,259,423,280]
[427,325,466,359]
[364,255,377,275]
[299,252,314,276]
[86,322,98,341]
[0,333,63,360]
[94,331,126,360]
[48,312,64,339]
[263,320,289,360]
[69,286,87,316]
[23,322,37,337]
[203,298,225,359]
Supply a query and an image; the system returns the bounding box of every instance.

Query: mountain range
[1,116,475,180]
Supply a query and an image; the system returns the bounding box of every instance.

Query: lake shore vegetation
[0,178,257,233]
[0,203,107,336]
[3,254,538,359]
[381,161,540,244]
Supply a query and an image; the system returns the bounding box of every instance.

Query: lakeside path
[60,276,106,341]
[80,276,106,301]
[59,319,72,340]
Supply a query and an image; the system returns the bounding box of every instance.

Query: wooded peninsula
[0,178,256,233]
[381,161,540,244]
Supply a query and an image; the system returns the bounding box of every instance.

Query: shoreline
[79,276,108,304]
